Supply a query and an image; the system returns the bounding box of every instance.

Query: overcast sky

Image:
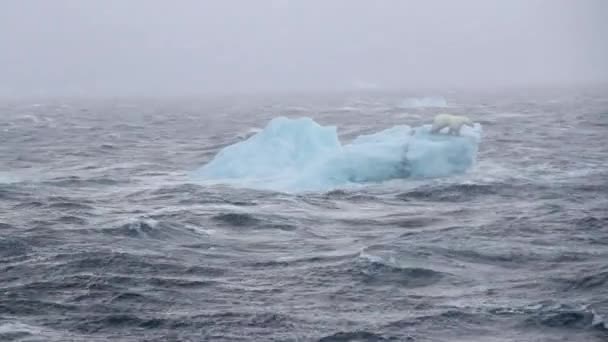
[1,0,607,97]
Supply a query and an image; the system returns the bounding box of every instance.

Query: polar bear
[430,114,473,136]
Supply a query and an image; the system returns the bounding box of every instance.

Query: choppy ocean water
[1,87,607,341]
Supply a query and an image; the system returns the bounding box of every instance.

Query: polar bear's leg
[448,123,462,136]
[430,123,443,134]
[431,114,444,134]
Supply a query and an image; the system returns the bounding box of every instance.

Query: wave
[192,116,482,192]
[318,331,388,341]
[396,182,517,202]
[355,252,445,288]
[518,303,607,331]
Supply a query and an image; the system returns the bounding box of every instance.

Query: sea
[1,86,607,341]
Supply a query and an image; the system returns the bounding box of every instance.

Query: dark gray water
[1,87,607,341]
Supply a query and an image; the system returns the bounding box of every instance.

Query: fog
[1,0,607,97]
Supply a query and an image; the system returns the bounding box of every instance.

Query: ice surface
[193,116,482,192]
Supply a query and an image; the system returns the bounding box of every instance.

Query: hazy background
[1,0,607,98]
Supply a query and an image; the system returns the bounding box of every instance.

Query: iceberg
[192,117,482,192]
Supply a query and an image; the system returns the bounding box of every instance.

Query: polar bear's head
[460,116,473,127]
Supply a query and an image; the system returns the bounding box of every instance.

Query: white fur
[430,114,473,136]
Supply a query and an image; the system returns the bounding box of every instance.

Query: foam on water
[399,96,448,108]
[0,172,17,183]
[193,116,482,192]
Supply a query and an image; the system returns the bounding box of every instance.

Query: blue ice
[192,116,482,192]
